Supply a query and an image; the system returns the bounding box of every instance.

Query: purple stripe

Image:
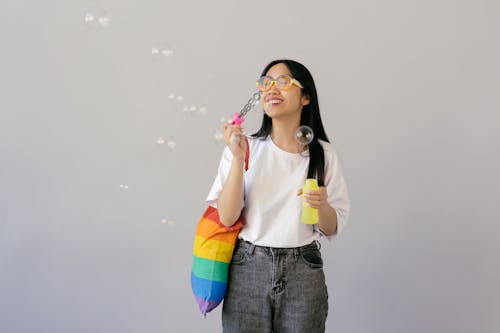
[194,295,221,315]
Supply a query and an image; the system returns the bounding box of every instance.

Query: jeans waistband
[236,239,321,256]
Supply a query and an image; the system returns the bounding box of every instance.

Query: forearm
[317,204,338,236]
[217,157,245,226]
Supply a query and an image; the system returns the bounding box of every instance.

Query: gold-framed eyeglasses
[256,74,304,92]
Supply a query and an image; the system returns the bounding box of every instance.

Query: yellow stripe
[193,236,235,263]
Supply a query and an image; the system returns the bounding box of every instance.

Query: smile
[266,99,283,106]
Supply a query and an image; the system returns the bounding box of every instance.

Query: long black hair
[252,59,330,186]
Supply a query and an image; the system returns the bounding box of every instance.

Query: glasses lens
[257,76,272,91]
[277,75,293,89]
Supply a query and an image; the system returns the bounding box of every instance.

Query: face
[260,63,310,120]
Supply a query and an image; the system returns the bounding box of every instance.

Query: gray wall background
[1,0,499,332]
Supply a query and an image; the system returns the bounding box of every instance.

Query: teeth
[267,100,282,105]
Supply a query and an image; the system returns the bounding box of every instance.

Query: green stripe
[192,256,229,283]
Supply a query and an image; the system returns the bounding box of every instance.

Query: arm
[217,156,245,226]
[305,143,350,238]
[318,203,338,236]
[217,123,247,227]
[304,188,338,236]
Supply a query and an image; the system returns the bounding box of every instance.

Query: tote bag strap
[243,136,250,171]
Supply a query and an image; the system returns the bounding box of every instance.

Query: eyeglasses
[256,74,304,92]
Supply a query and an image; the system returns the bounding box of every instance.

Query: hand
[222,123,247,160]
[298,187,328,209]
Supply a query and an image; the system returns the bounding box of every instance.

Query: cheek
[284,93,303,107]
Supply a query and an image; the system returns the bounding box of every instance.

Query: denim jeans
[222,239,329,333]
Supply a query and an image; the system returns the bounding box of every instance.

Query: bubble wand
[229,91,261,144]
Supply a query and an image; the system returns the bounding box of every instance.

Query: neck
[270,118,305,153]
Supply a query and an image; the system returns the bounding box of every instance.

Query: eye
[260,76,272,86]
[277,75,292,87]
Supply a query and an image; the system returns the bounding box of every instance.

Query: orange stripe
[196,217,240,243]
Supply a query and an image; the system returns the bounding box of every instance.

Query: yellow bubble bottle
[301,178,319,224]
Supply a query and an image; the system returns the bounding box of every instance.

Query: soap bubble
[166,138,177,150]
[161,218,176,225]
[151,42,174,62]
[97,16,110,28]
[84,7,110,29]
[181,105,195,117]
[198,106,207,116]
[295,125,314,145]
[214,129,225,147]
[179,103,198,117]
[214,130,223,141]
[84,12,94,24]
[158,136,176,150]
[186,104,207,117]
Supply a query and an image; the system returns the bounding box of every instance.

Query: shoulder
[318,139,336,156]
[246,135,269,151]
[318,139,342,166]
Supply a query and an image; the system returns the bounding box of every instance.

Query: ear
[301,95,310,106]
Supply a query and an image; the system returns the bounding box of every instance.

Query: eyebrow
[264,74,292,79]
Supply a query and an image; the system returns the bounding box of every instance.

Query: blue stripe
[191,272,227,302]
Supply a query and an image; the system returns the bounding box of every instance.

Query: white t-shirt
[206,135,350,248]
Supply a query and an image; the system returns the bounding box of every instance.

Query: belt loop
[315,240,321,250]
[294,247,300,256]
[246,241,255,256]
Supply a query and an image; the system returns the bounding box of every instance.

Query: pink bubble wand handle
[231,112,245,125]
[229,113,244,145]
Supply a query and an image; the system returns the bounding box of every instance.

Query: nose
[266,81,281,95]
[262,87,279,103]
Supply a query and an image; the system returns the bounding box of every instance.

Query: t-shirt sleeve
[322,143,351,241]
[206,146,244,208]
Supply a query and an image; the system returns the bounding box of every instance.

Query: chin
[264,106,283,117]
[264,110,277,118]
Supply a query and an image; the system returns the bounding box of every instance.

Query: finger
[305,188,326,198]
[305,197,319,208]
[305,191,325,201]
[223,126,240,139]
[306,198,323,209]
[225,127,243,140]
[305,191,321,199]
[232,126,244,135]
[231,133,240,145]
[307,195,327,205]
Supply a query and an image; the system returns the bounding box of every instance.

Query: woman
[206,59,350,333]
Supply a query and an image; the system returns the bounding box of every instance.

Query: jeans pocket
[300,249,323,268]
[230,245,248,265]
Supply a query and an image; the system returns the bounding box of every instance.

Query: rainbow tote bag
[191,206,244,315]
[191,137,249,316]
